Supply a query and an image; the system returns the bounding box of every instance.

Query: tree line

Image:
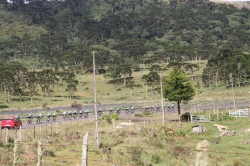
[1,0,250,71]
[0,63,78,103]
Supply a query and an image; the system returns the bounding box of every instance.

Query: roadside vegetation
[1,111,250,165]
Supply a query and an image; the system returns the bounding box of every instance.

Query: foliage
[102,114,112,123]
[163,67,195,115]
[202,49,250,88]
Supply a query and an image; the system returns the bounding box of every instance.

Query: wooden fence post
[39,125,42,138]
[37,139,43,166]
[82,132,88,166]
[34,125,36,139]
[216,109,219,120]
[112,119,115,129]
[56,122,59,135]
[19,126,22,142]
[13,138,19,166]
[5,128,9,144]
[51,123,52,136]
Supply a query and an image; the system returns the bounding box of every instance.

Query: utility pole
[160,72,165,124]
[230,73,236,109]
[93,51,99,147]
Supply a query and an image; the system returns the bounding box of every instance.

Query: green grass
[1,60,250,112]
[1,111,250,165]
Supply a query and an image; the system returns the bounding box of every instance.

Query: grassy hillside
[1,60,249,111]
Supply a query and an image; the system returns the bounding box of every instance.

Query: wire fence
[1,116,250,165]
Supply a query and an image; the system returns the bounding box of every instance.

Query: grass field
[1,111,250,166]
[1,60,250,113]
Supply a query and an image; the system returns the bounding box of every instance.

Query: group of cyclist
[24,104,173,124]
[142,104,174,112]
[26,112,57,124]
[62,109,90,120]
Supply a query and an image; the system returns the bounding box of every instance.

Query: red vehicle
[1,116,22,129]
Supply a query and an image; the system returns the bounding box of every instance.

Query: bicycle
[131,106,134,114]
[84,112,88,118]
[47,115,51,122]
[27,117,32,125]
[36,116,42,124]
[125,107,130,114]
[109,108,114,115]
[98,108,103,117]
[150,106,155,113]
[116,108,120,115]
[52,115,56,121]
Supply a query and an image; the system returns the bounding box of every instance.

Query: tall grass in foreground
[1,110,250,165]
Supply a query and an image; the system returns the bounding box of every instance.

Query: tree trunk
[177,100,181,116]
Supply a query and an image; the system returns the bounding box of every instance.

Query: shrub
[141,111,151,116]
[102,115,112,124]
[71,101,82,109]
[111,114,119,120]
[43,150,55,157]
[42,103,50,110]
[134,113,142,117]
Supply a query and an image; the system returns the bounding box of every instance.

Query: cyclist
[36,113,42,124]
[109,107,114,115]
[131,106,134,113]
[79,110,83,118]
[52,113,56,121]
[68,111,72,120]
[116,107,120,115]
[150,106,154,112]
[125,107,130,114]
[84,109,89,118]
[27,113,33,124]
[15,114,19,120]
[63,111,67,120]
[47,112,51,122]
[156,105,160,112]
[73,110,77,119]
[98,108,103,117]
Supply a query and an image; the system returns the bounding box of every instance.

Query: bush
[102,115,112,124]
[111,114,119,120]
[71,101,82,109]
[43,150,55,157]
[141,111,151,117]
[42,103,50,110]
[134,113,142,117]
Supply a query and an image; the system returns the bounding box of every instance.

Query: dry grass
[1,110,250,165]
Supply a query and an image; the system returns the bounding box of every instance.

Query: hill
[1,0,250,110]
[210,0,250,8]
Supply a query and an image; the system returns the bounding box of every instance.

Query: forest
[1,0,250,104]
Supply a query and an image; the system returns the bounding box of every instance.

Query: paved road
[1,99,250,129]
[17,109,164,129]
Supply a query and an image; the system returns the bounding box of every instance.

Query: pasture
[1,110,250,165]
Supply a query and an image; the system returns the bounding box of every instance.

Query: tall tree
[163,67,195,116]
[27,71,38,105]
[141,71,160,93]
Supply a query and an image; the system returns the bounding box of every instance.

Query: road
[1,99,250,129]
